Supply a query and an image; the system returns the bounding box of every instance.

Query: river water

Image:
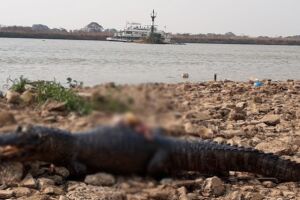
[0,38,299,87]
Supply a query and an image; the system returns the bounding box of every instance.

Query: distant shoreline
[0,31,112,41]
[1,31,300,46]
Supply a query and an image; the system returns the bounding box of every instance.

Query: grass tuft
[8,76,130,115]
[34,81,92,115]
[8,76,30,93]
[9,77,91,115]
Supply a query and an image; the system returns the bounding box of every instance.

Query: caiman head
[0,125,61,162]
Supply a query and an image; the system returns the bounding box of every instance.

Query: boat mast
[150,9,157,34]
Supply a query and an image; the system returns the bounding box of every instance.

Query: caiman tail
[168,139,300,182]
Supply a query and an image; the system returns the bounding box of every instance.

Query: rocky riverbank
[0,80,299,199]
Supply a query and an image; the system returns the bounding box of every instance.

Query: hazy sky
[1,0,300,36]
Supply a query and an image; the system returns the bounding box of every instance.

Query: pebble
[0,190,14,199]
[42,186,65,195]
[262,181,276,188]
[54,167,70,178]
[5,90,21,104]
[202,176,225,197]
[21,174,37,189]
[66,185,125,200]
[0,162,24,185]
[0,111,16,127]
[20,90,35,104]
[12,187,32,198]
[42,101,66,112]
[255,140,290,155]
[184,111,211,121]
[38,178,55,189]
[59,195,69,200]
[84,173,116,186]
[177,187,188,200]
[253,96,263,103]
[226,191,242,200]
[229,110,247,121]
[260,114,281,126]
[184,122,214,139]
[243,192,264,200]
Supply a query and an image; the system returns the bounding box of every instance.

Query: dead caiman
[0,124,299,182]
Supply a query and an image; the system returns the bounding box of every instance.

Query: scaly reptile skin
[0,125,299,182]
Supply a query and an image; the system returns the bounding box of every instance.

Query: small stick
[214,73,217,81]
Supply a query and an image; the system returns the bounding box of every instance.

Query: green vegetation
[8,76,130,115]
[9,76,30,93]
[8,77,91,115]
[34,81,92,115]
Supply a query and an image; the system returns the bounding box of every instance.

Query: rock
[259,106,274,115]
[227,136,243,146]
[42,101,66,112]
[59,196,69,200]
[44,175,64,185]
[66,185,125,200]
[42,186,65,195]
[21,174,37,188]
[55,167,70,178]
[269,189,282,197]
[202,176,225,197]
[24,194,51,200]
[84,173,116,186]
[20,91,35,104]
[260,114,280,126]
[177,187,188,200]
[6,90,21,104]
[171,178,203,188]
[38,178,55,189]
[160,178,173,185]
[229,110,247,121]
[262,181,276,188]
[0,111,16,127]
[12,187,31,198]
[255,140,290,155]
[236,102,247,110]
[182,84,192,91]
[213,137,226,144]
[226,191,242,200]
[243,192,264,200]
[182,101,190,106]
[282,190,296,198]
[0,190,14,199]
[184,122,214,139]
[0,162,23,185]
[145,187,177,200]
[184,111,211,121]
[77,92,93,100]
[253,96,263,103]
[222,130,244,138]
[24,84,36,91]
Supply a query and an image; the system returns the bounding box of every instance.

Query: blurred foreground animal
[0,123,299,182]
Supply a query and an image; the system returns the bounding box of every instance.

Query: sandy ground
[0,80,299,200]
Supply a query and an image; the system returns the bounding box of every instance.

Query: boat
[106,11,171,44]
